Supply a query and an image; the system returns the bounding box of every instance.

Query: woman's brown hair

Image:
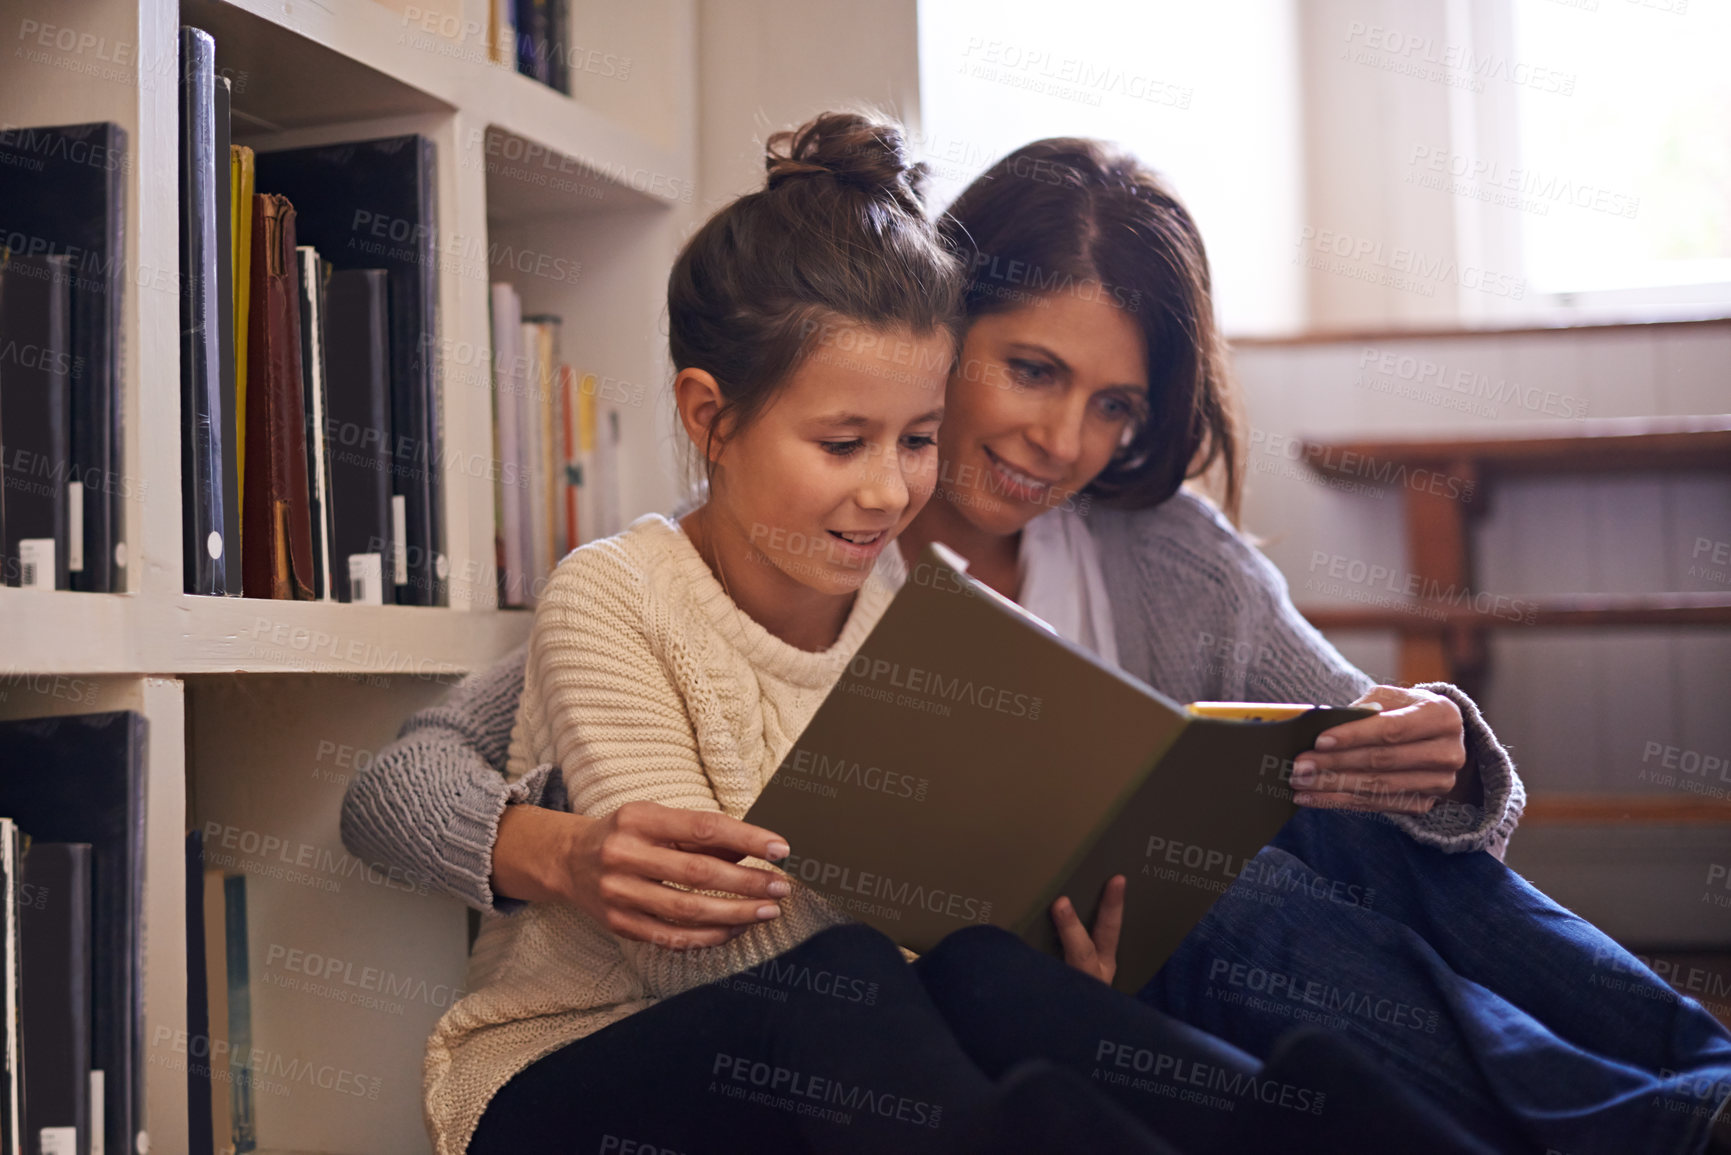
[939,139,1244,520]
[667,111,962,464]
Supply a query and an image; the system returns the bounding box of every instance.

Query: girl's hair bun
[764,111,930,215]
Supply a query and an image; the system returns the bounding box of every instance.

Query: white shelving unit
[0,1,698,1150]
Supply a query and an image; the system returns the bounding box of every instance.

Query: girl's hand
[1290,685,1477,815]
[1052,874,1125,985]
[492,801,794,950]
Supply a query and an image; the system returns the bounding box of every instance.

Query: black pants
[468,923,1483,1155]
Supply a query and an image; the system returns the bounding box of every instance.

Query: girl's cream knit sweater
[422,514,898,1155]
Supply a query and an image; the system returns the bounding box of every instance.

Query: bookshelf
[0,0,698,1151]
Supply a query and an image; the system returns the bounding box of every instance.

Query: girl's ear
[673,368,729,462]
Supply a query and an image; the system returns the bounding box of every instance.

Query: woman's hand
[1051,874,1125,985]
[1290,685,1477,815]
[491,801,794,950]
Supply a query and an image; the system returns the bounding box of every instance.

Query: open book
[745,543,1374,994]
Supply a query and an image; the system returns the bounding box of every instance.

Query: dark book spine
[0,121,130,593]
[184,833,212,1155]
[66,123,128,595]
[547,0,569,93]
[21,843,93,1155]
[322,270,393,604]
[0,254,73,589]
[1,822,21,1155]
[179,25,227,595]
[213,76,242,599]
[513,0,536,76]
[0,712,149,1155]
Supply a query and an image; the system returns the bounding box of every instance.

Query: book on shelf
[241,193,317,602]
[0,711,149,1155]
[488,286,622,605]
[489,283,527,607]
[744,543,1376,995]
[214,75,242,600]
[185,833,213,1155]
[509,0,572,92]
[231,142,255,544]
[0,120,129,594]
[523,315,559,586]
[255,135,445,607]
[323,269,394,605]
[0,253,73,591]
[1,820,21,1155]
[180,26,231,596]
[295,246,335,602]
[22,841,94,1155]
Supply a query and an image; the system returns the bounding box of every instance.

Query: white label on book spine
[348,553,384,605]
[67,480,84,571]
[391,495,408,585]
[18,538,54,589]
[39,1126,76,1155]
[89,1069,104,1155]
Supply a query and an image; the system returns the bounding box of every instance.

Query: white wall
[698,0,922,207]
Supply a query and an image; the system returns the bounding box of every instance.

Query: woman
[347,135,1731,1153]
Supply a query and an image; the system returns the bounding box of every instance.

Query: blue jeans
[1139,808,1731,1154]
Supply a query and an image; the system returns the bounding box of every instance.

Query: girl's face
[707,323,953,596]
[934,289,1148,536]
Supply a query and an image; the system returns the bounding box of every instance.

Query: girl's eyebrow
[808,412,874,428]
[806,407,945,429]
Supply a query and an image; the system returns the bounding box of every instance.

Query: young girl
[424,112,1236,1155]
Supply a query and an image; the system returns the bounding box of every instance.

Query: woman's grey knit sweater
[340,492,1525,914]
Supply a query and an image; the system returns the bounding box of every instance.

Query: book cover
[321,269,393,605]
[488,284,525,607]
[199,871,233,1155]
[253,136,445,606]
[745,545,1375,994]
[22,842,93,1155]
[231,145,255,530]
[0,712,148,1155]
[519,320,547,600]
[214,76,242,600]
[240,194,315,601]
[0,253,73,590]
[180,25,229,596]
[185,834,212,1155]
[0,121,128,593]
[295,247,333,601]
[221,875,255,1153]
[0,820,21,1155]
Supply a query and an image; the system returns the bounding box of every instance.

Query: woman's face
[935,288,1148,536]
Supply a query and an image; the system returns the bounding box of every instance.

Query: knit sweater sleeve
[337,643,556,915]
[1096,494,1524,860]
[531,542,850,1000]
[1221,512,1526,860]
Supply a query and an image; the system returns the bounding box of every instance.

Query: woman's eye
[1007,359,1054,386]
[900,434,938,451]
[820,439,864,457]
[1095,392,1142,424]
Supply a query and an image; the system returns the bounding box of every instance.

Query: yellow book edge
[232,145,255,542]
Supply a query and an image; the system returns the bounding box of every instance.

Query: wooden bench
[1295,416,1731,824]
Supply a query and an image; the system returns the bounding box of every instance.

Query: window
[1511,0,1731,305]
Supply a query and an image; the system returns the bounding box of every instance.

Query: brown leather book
[241,193,315,600]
